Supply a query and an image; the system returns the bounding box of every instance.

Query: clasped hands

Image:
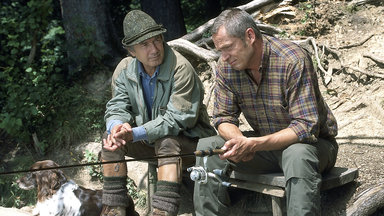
[103,123,133,151]
[219,136,256,163]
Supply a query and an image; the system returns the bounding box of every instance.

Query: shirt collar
[138,61,159,79]
[260,35,270,72]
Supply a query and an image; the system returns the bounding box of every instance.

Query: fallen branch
[238,0,281,12]
[337,34,374,49]
[363,54,384,68]
[32,132,43,156]
[348,0,382,7]
[346,66,384,79]
[261,6,296,21]
[294,37,332,85]
[319,44,341,61]
[257,23,284,35]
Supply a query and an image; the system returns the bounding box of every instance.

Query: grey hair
[211,8,261,41]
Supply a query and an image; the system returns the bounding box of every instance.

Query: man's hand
[103,123,133,151]
[219,136,256,163]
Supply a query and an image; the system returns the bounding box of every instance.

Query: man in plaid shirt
[193,8,338,216]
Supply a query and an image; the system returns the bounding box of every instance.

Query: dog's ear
[50,169,67,190]
[36,170,51,201]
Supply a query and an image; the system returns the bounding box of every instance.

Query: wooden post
[271,196,284,216]
[147,163,157,212]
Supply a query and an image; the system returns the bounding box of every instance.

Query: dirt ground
[2,1,384,216]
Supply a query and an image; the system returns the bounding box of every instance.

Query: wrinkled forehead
[212,27,240,50]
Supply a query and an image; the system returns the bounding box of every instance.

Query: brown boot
[100,205,126,216]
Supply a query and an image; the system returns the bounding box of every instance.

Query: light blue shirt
[107,62,159,142]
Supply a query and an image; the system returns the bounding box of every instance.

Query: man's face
[212,26,254,70]
[130,35,164,73]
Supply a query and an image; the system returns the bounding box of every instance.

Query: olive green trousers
[193,135,338,216]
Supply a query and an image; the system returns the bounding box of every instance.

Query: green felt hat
[122,10,167,47]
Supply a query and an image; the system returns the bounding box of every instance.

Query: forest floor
[1,0,384,215]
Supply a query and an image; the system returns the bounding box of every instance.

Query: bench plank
[229,167,358,191]
[321,167,359,190]
[228,180,285,197]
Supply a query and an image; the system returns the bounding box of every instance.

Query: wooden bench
[228,167,359,216]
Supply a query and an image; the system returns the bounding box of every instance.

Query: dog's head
[17,160,67,201]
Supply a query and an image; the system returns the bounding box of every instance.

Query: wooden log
[168,38,219,62]
[346,183,384,216]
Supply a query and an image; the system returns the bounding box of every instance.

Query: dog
[17,160,103,216]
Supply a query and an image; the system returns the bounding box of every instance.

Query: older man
[193,8,338,216]
[101,10,216,216]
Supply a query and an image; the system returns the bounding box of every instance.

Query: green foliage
[0,0,59,143]
[127,177,147,207]
[0,1,106,154]
[129,0,141,10]
[0,156,36,208]
[278,30,289,39]
[181,0,208,33]
[344,4,359,13]
[295,1,318,36]
[0,177,37,208]
[84,150,103,181]
[298,1,314,24]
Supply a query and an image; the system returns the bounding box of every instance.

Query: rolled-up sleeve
[212,61,241,128]
[286,58,320,143]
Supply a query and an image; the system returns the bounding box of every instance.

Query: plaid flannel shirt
[213,35,337,143]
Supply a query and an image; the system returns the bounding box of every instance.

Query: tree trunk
[60,0,123,74]
[141,0,187,42]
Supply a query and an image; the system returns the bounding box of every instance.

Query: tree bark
[60,0,123,74]
[141,0,187,42]
[346,183,384,216]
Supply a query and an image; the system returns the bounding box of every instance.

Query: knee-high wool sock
[152,180,181,215]
[102,176,129,207]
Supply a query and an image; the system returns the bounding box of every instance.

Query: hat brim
[122,28,167,47]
